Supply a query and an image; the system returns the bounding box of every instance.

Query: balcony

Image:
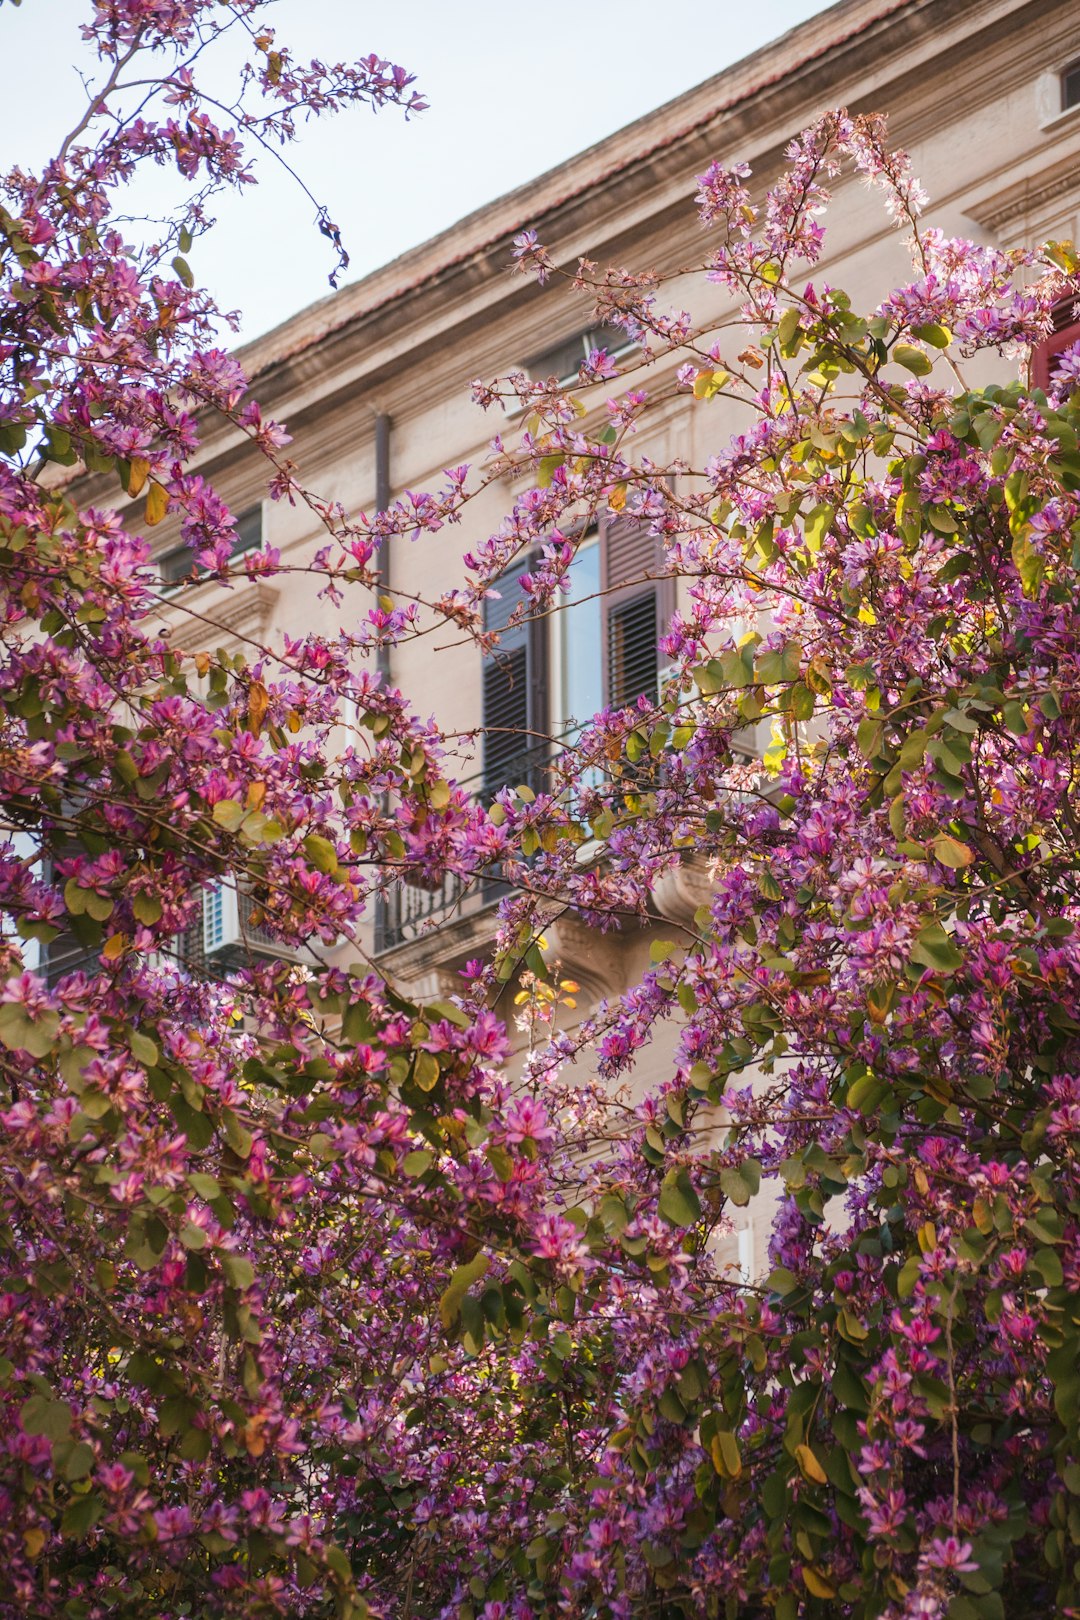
[371,747,546,993]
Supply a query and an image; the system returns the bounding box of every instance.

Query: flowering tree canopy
[1,7,1079,1620]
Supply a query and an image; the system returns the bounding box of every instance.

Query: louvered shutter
[482,557,547,799]
[600,511,675,707]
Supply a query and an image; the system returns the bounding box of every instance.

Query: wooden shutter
[482,557,547,799]
[600,511,675,707]
[1035,299,1080,391]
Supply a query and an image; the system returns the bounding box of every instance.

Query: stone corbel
[650,854,716,929]
[543,911,634,1007]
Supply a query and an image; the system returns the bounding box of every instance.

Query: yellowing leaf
[912,321,951,348]
[413,1051,440,1091]
[211,799,245,832]
[145,480,169,526]
[892,343,933,376]
[127,456,150,497]
[710,1428,742,1478]
[802,1567,836,1600]
[693,368,730,400]
[795,1443,827,1485]
[247,680,269,738]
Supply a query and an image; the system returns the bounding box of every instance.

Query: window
[1062,59,1080,112]
[1034,297,1080,391]
[159,504,263,587]
[481,509,674,797]
[481,555,548,800]
[527,324,633,386]
[558,538,603,731]
[599,509,675,711]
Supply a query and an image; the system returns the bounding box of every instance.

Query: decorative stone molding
[543,912,636,1007]
[968,150,1080,244]
[157,581,281,660]
[650,855,716,929]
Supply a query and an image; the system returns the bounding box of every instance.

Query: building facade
[139,0,1080,1275]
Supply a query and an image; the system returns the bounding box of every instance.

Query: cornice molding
[968,148,1080,235]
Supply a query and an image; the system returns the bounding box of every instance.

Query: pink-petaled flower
[500,1094,554,1149]
[510,229,554,283]
[919,1536,978,1574]
[97,1462,134,1494]
[531,1214,588,1268]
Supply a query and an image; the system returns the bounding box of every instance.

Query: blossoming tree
[1,5,1079,1620]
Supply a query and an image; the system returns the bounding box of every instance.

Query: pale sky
[1,0,833,344]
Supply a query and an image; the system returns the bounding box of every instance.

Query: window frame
[526,324,637,389]
[158,504,264,591]
[1062,58,1080,113]
[1034,297,1080,392]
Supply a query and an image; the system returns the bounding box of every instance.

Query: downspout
[374,410,392,685]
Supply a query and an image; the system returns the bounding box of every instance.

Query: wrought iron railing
[373,744,548,955]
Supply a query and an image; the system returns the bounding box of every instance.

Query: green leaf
[0,1003,60,1058]
[132,893,162,926]
[221,1253,255,1290]
[54,1439,94,1482]
[897,1254,922,1298]
[222,1109,253,1159]
[303,834,339,875]
[766,1265,798,1296]
[61,1492,103,1539]
[20,1395,73,1441]
[439,1251,490,1329]
[910,921,963,975]
[62,880,113,923]
[777,307,802,355]
[1033,1246,1063,1287]
[130,1031,159,1067]
[803,505,832,550]
[857,718,883,759]
[720,1163,757,1207]
[658,1169,702,1228]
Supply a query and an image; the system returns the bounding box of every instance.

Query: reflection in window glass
[559,540,602,736]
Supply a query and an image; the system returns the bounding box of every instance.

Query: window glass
[159,505,262,587]
[1063,60,1080,110]
[528,324,632,386]
[558,539,603,734]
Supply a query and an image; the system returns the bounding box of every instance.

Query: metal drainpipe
[374,410,391,683]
